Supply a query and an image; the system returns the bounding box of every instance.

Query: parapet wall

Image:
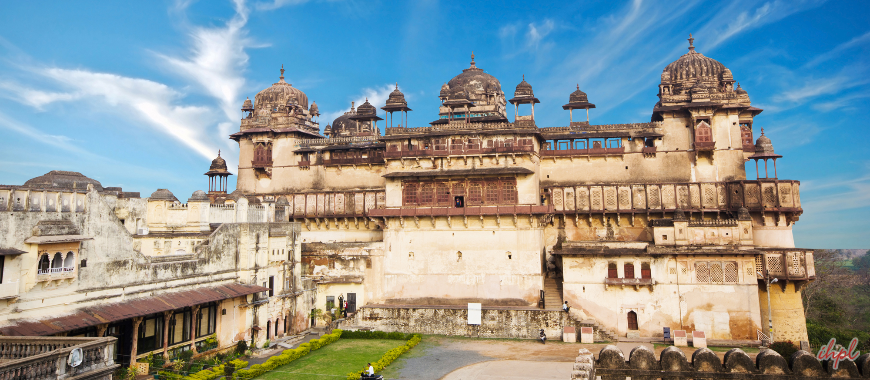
[352,306,611,341]
[570,345,870,380]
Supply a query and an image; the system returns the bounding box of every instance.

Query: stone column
[162,311,173,360]
[190,305,201,354]
[572,348,595,380]
[130,316,144,367]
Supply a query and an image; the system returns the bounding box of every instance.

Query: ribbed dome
[149,189,178,201]
[755,133,775,155]
[663,49,726,84]
[24,170,103,192]
[386,83,407,106]
[309,101,319,116]
[254,65,309,111]
[357,98,377,116]
[209,151,228,172]
[514,75,533,98]
[569,84,589,103]
[447,62,502,96]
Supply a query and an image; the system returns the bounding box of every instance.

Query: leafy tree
[852,250,870,273]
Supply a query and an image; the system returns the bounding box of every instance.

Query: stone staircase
[543,276,563,309]
[577,318,619,342]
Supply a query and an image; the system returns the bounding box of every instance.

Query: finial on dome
[576,84,579,90]
[395,82,398,90]
[760,126,765,135]
[470,51,476,68]
[280,64,285,81]
[688,34,695,52]
[218,149,221,157]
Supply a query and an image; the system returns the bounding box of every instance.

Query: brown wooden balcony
[642,146,657,154]
[322,156,384,166]
[367,204,554,217]
[252,159,273,168]
[604,277,654,288]
[384,145,534,159]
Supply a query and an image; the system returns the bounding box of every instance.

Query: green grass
[255,339,403,380]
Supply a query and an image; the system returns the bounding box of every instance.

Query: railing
[541,121,661,134]
[385,121,529,135]
[757,250,815,281]
[36,267,74,275]
[0,281,18,299]
[540,147,625,157]
[252,159,273,168]
[385,145,534,158]
[367,204,553,217]
[296,135,379,147]
[0,336,117,380]
[642,146,656,154]
[323,156,384,166]
[546,179,802,214]
[604,278,654,286]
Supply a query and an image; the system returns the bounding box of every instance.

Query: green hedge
[158,359,248,380]
[340,330,411,340]
[346,334,421,380]
[232,329,343,379]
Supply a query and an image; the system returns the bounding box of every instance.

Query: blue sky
[0,0,868,249]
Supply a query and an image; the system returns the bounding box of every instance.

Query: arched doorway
[627,311,638,331]
[266,320,271,340]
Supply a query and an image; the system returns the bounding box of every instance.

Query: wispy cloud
[806,30,870,68]
[0,81,82,110]
[321,84,396,130]
[499,19,557,58]
[813,91,870,112]
[700,0,828,51]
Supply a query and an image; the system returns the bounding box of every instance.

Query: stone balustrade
[0,336,118,380]
[571,345,870,380]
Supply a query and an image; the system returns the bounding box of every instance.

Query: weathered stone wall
[352,306,611,341]
[759,281,809,343]
[579,345,870,380]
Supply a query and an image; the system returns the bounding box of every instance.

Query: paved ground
[442,360,575,380]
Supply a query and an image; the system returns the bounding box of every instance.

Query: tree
[802,250,854,319]
[852,250,870,273]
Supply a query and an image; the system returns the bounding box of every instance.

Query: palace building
[0,36,813,361]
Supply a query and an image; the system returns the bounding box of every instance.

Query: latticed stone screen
[709,262,723,282]
[724,262,738,283]
[695,262,710,283]
[766,254,783,275]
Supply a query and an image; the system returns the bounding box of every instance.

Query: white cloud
[806,30,870,68]
[526,20,555,51]
[321,84,395,129]
[0,81,82,110]
[812,92,870,112]
[254,0,310,11]
[701,0,828,51]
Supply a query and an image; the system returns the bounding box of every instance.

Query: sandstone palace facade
[0,36,814,364]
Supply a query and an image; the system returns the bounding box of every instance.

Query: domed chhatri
[435,52,508,124]
[205,150,233,197]
[562,84,596,123]
[382,83,412,130]
[657,34,744,108]
[748,128,783,179]
[509,75,538,104]
[208,151,229,173]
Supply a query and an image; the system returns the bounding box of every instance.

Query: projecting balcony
[252,159,273,168]
[540,146,625,157]
[384,144,534,159]
[604,277,654,289]
[322,156,384,166]
[756,250,815,282]
[0,336,118,380]
[36,267,75,281]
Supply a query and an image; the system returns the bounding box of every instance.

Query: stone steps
[543,276,563,309]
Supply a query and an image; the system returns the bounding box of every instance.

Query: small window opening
[454,196,464,208]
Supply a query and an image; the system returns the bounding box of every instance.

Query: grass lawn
[256,339,403,380]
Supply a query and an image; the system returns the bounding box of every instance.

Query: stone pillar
[162,311,173,360]
[130,316,144,367]
[190,305,201,354]
[96,323,108,338]
[572,348,595,380]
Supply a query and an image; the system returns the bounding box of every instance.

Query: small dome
[331,112,360,137]
[357,98,377,116]
[755,132,775,155]
[149,189,178,201]
[241,97,253,111]
[310,101,319,116]
[386,83,407,106]
[735,83,748,95]
[514,75,534,98]
[569,84,589,104]
[209,151,228,172]
[276,196,289,205]
[737,207,751,220]
[440,83,450,98]
[23,170,104,192]
[447,54,502,96]
[189,190,209,201]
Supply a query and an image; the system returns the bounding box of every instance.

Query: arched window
[607,263,618,279]
[51,253,63,269]
[64,252,75,270]
[624,263,635,279]
[253,143,272,166]
[266,320,271,340]
[741,123,754,151]
[695,121,714,149]
[641,263,651,279]
[627,311,638,331]
[38,254,51,274]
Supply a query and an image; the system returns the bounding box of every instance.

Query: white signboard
[467,303,481,325]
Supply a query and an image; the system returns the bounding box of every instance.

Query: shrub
[346,334,422,380]
[340,330,409,340]
[235,340,248,355]
[262,339,271,349]
[232,330,342,380]
[770,341,799,358]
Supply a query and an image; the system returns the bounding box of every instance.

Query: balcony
[756,250,815,282]
[0,281,19,299]
[604,277,654,289]
[540,146,625,157]
[384,145,534,159]
[0,336,118,380]
[36,267,75,281]
[368,204,554,217]
[252,159,273,168]
[322,156,384,166]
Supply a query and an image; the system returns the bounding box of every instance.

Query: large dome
[661,35,729,95]
[24,170,103,192]
[446,54,502,97]
[331,111,360,138]
[254,65,309,111]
